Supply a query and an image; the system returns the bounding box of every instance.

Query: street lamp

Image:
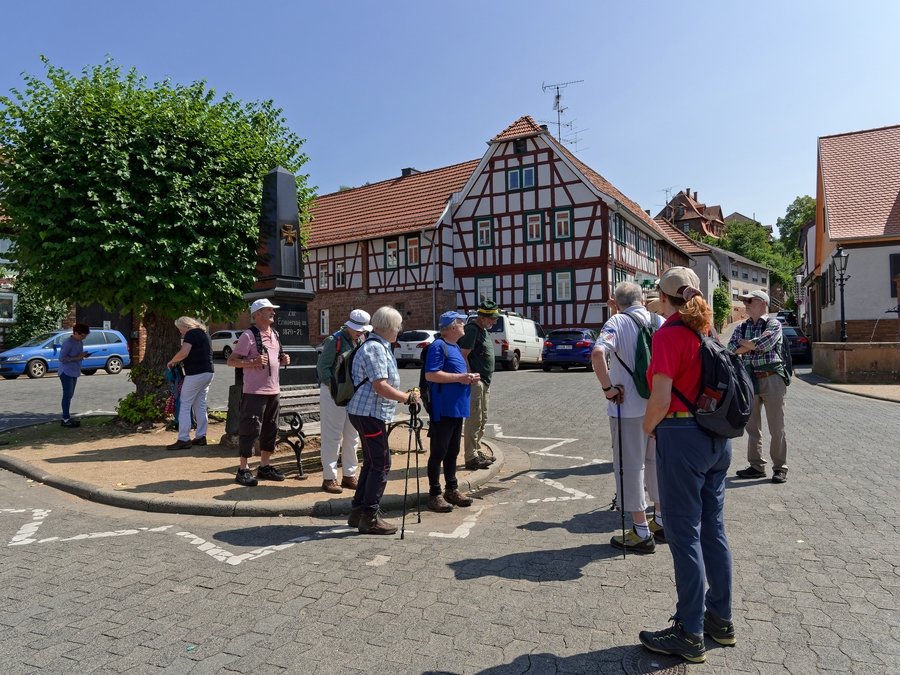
[832,245,849,342]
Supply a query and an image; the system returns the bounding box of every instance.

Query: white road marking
[429,506,488,539]
[8,509,51,546]
[527,472,595,500]
[366,555,391,567]
[486,423,583,459]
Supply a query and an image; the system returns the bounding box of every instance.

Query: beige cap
[658,266,701,298]
[737,289,770,305]
[646,297,662,314]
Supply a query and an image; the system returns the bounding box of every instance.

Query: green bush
[116,392,166,424]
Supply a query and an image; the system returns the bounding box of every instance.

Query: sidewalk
[817,382,900,403]
[0,417,503,518]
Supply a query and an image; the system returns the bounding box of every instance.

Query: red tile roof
[819,124,900,240]
[491,116,544,141]
[655,219,707,255]
[308,160,480,248]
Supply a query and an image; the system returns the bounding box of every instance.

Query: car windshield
[18,332,61,347]
[548,331,588,342]
[487,318,504,333]
[398,331,433,342]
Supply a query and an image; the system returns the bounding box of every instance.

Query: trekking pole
[616,398,626,560]
[401,391,417,540]
[411,398,423,524]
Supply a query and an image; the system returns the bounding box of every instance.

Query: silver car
[393,330,439,367]
[210,330,244,358]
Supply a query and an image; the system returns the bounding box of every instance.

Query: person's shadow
[448,541,622,583]
[423,645,689,673]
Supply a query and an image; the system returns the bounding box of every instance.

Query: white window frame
[476,276,495,303]
[527,272,543,304]
[525,212,542,243]
[554,270,573,303]
[522,165,535,189]
[476,219,492,248]
[318,263,329,289]
[335,261,346,287]
[554,210,572,240]
[319,309,329,336]
[406,236,420,267]
[385,240,399,270]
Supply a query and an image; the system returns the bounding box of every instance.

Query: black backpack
[418,339,450,417]
[330,339,385,407]
[669,319,755,440]
[249,325,284,375]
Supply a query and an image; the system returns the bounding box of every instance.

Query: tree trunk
[134,310,182,405]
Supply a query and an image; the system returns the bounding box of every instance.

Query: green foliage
[776,196,815,255]
[6,275,69,346]
[712,284,731,332]
[116,392,165,424]
[0,57,315,322]
[716,220,802,293]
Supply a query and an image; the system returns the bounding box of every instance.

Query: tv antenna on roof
[542,80,583,144]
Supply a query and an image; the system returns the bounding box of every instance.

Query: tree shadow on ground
[448,542,622,583]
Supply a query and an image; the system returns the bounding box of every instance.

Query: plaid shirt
[346,334,400,422]
[727,315,783,367]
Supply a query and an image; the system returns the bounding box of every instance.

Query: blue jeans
[656,417,733,634]
[59,373,78,421]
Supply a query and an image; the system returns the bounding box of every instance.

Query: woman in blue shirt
[58,323,91,428]
[424,311,481,513]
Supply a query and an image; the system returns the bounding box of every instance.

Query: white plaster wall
[820,244,900,323]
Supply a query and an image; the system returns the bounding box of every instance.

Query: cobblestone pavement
[2,365,898,673]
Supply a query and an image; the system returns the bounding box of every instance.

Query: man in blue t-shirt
[425,311,481,513]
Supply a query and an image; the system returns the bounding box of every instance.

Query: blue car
[542,328,599,372]
[0,328,131,379]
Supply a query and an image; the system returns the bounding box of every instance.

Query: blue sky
[3,0,899,230]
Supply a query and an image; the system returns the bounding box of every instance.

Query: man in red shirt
[637,267,735,664]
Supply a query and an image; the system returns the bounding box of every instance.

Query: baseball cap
[250,298,279,314]
[345,309,373,332]
[658,267,701,298]
[439,311,468,329]
[476,300,500,317]
[738,289,770,305]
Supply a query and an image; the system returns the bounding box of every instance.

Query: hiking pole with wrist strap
[617,399,626,559]
[401,390,423,539]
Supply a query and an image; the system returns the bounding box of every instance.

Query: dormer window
[514,139,527,154]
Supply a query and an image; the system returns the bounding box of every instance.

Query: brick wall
[820,319,900,343]
[307,289,456,339]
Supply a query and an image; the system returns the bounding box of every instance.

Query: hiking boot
[639,618,706,663]
[235,468,258,487]
[166,439,193,451]
[772,469,787,484]
[735,466,766,479]
[477,451,496,465]
[322,479,343,494]
[358,509,398,535]
[257,465,285,482]
[649,517,666,544]
[444,489,473,507]
[611,527,656,554]
[429,494,453,512]
[341,475,359,489]
[347,506,362,528]
[704,610,736,646]
[464,456,492,471]
[191,436,207,446]
[61,419,81,428]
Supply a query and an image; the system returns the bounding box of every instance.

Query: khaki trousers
[463,381,490,462]
[746,375,788,472]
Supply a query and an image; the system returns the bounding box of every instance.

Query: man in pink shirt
[226,299,291,486]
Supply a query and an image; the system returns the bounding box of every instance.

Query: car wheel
[105,357,124,375]
[82,369,98,376]
[222,346,232,358]
[26,360,47,379]
[561,364,569,371]
[542,363,551,372]
[586,360,594,372]
[503,352,521,371]
[2,374,19,380]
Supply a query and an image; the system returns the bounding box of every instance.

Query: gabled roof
[491,116,544,141]
[308,160,480,248]
[701,243,771,271]
[655,219,707,255]
[819,124,900,240]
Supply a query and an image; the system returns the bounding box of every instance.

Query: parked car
[0,328,131,379]
[393,330,439,367]
[468,311,545,371]
[542,328,599,371]
[210,329,244,358]
[777,310,798,326]
[782,326,812,364]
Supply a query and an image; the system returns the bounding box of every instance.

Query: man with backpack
[226,299,291,487]
[316,309,372,494]
[729,290,790,484]
[592,281,665,554]
[459,300,500,471]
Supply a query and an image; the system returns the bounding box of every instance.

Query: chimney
[540,124,548,131]
[401,167,420,177]
[645,209,651,216]
[694,190,698,201]
[685,188,690,199]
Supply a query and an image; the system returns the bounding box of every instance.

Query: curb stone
[0,441,504,518]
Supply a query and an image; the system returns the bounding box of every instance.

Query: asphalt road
[2,365,899,673]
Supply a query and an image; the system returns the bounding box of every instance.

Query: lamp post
[832,245,849,342]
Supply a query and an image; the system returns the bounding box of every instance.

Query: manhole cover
[622,646,687,674]
[467,486,507,499]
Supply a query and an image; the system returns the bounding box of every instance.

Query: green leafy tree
[0,58,313,413]
[712,283,731,333]
[776,196,815,255]
[6,275,69,347]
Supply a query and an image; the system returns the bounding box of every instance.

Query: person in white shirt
[592,282,665,554]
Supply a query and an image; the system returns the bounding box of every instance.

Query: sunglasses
[742,298,755,305]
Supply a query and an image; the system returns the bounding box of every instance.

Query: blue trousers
[59,373,78,421]
[656,417,733,634]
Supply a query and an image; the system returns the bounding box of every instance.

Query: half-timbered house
[449,117,690,328]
